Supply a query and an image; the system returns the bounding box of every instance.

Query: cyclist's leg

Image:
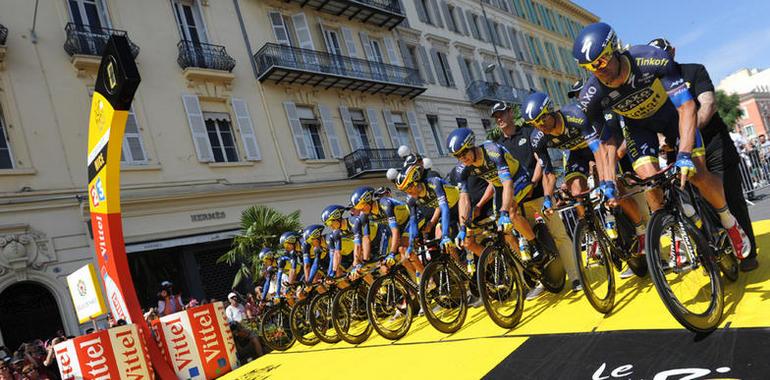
[564,153,590,217]
[623,124,664,211]
[523,196,579,283]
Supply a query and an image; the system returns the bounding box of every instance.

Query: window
[203,113,239,163]
[525,73,536,90]
[481,119,491,131]
[350,109,372,149]
[743,124,756,139]
[740,106,749,119]
[67,0,109,28]
[370,40,385,63]
[323,29,344,56]
[0,106,13,169]
[463,58,478,81]
[172,0,207,44]
[435,51,454,87]
[544,41,561,71]
[446,4,458,33]
[297,106,326,159]
[391,112,413,148]
[456,118,468,128]
[427,115,444,156]
[472,15,485,41]
[419,0,433,25]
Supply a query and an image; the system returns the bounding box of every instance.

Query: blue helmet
[259,247,275,262]
[279,231,300,246]
[572,22,618,70]
[446,128,476,157]
[302,224,325,242]
[521,92,554,124]
[321,204,347,227]
[350,186,375,210]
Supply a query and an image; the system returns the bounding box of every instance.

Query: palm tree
[217,205,302,288]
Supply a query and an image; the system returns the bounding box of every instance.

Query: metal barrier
[739,148,770,202]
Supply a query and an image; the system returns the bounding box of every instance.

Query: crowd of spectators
[0,331,68,380]
[732,133,770,198]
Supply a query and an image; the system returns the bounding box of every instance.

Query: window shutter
[318,105,343,158]
[283,101,310,159]
[341,27,358,58]
[428,0,444,27]
[414,0,428,23]
[291,13,314,50]
[382,109,401,148]
[456,7,469,36]
[269,11,291,46]
[359,32,374,61]
[407,111,426,155]
[366,107,386,148]
[231,98,262,161]
[318,21,331,53]
[181,94,214,162]
[471,59,482,81]
[417,46,435,84]
[121,107,147,163]
[442,52,455,87]
[398,40,414,68]
[397,0,410,27]
[466,10,480,39]
[383,37,400,65]
[440,1,454,32]
[456,56,471,88]
[339,106,363,151]
[430,48,447,86]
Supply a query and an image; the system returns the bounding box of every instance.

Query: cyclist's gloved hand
[675,152,696,178]
[455,227,467,246]
[405,245,413,258]
[498,211,513,232]
[440,236,455,250]
[541,195,553,214]
[603,181,617,200]
[385,252,397,266]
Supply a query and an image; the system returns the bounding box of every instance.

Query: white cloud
[698,27,770,83]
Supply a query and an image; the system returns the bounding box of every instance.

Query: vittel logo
[192,309,223,364]
[115,329,145,379]
[164,316,194,371]
[79,336,110,380]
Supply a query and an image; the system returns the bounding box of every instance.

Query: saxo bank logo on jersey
[90,178,106,207]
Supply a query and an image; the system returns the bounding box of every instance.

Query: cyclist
[572,22,751,258]
[259,247,290,302]
[522,92,647,262]
[350,186,424,281]
[301,224,329,284]
[320,204,358,278]
[445,128,540,262]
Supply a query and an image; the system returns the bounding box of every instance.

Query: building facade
[717,68,770,141]
[0,0,596,348]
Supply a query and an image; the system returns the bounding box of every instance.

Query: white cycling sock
[717,206,736,229]
[634,222,645,236]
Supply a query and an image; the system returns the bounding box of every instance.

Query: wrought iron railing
[351,0,403,14]
[343,148,402,177]
[63,23,139,57]
[177,40,236,72]
[466,80,527,104]
[255,43,422,87]
[0,24,7,46]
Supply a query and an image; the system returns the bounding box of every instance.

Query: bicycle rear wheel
[477,245,525,329]
[289,298,318,346]
[616,211,647,277]
[573,219,615,314]
[309,292,341,344]
[535,223,566,293]
[646,210,724,333]
[332,282,372,345]
[260,305,295,351]
[366,273,413,340]
[419,260,467,334]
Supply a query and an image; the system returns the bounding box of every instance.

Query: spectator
[225,293,246,323]
[43,337,65,380]
[157,281,184,316]
[244,294,259,320]
[229,323,264,364]
[21,364,41,380]
[144,308,159,325]
[0,359,14,380]
[186,298,200,309]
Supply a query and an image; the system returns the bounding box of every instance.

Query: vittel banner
[53,324,154,380]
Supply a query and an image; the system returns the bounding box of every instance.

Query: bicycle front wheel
[290,298,319,346]
[477,245,525,329]
[309,292,341,344]
[646,211,724,333]
[260,305,295,351]
[419,261,467,334]
[573,219,615,314]
[366,273,413,340]
[332,282,372,345]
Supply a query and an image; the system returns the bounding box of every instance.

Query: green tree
[217,205,302,288]
[715,90,744,131]
[485,103,526,141]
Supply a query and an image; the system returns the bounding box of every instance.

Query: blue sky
[572,0,770,84]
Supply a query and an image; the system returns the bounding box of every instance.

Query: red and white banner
[54,324,154,380]
[153,302,239,379]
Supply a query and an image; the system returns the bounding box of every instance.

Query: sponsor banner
[54,325,154,380]
[155,302,236,379]
[150,319,171,365]
[158,311,205,380]
[213,302,239,370]
[66,263,108,323]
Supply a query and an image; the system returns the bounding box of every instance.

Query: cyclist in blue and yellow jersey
[350,186,425,281]
[446,128,540,261]
[523,91,647,259]
[301,224,329,284]
[573,22,750,258]
[258,247,290,302]
[320,204,357,278]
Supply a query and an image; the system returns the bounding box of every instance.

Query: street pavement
[223,219,770,380]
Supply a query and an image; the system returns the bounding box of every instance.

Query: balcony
[467,80,527,107]
[285,0,404,29]
[344,148,402,178]
[176,40,236,72]
[255,43,425,99]
[63,23,140,58]
[0,24,7,45]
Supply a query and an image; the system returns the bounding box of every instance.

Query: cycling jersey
[361,197,410,230]
[261,253,298,299]
[531,104,599,181]
[578,45,704,169]
[325,222,355,276]
[302,239,328,282]
[406,176,460,241]
[456,141,532,206]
